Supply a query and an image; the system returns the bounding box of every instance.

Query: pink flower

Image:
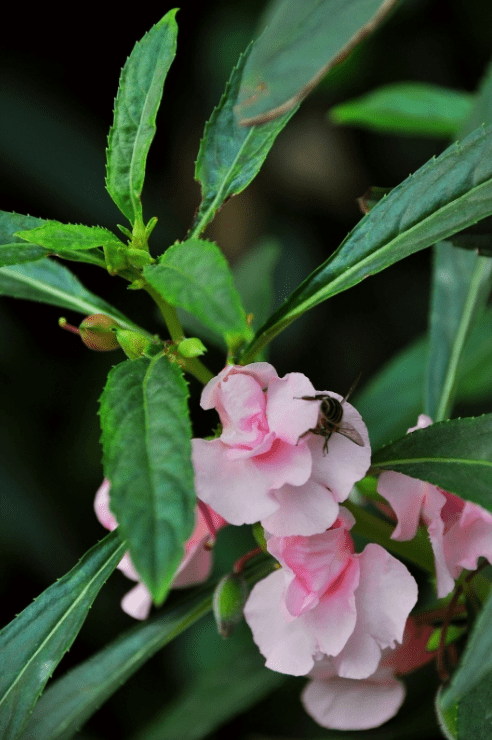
[243,508,418,678]
[301,616,434,730]
[94,479,227,619]
[192,363,370,536]
[377,415,492,598]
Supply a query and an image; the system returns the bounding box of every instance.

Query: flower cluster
[94,366,491,732]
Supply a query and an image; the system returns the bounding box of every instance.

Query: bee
[296,375,364,454]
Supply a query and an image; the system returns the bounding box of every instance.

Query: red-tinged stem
[233,547,263,575]
[197,499,219,550]
[59,317,80,335]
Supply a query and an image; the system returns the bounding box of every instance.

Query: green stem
[144,283,184,342]
[343,499,435,574]
[185,357,214,384]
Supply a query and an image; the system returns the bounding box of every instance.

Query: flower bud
[79,315,120,351]
[177,337,207,358]
[116,329,150,359]
[212,572,248,638]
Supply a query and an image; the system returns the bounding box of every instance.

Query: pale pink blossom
[301,616,434,730]
[243,508,418,678]
[192,363,370,536]
[94,479,226,619]
[377,414,492,598]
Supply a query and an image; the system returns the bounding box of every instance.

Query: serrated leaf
[106,10,178,225]
[439,589,492,739]
[0,258,145,333]
[144,239,252,348]
[425,242,492,421]
[191,45,297,238]
[99,355,195,604]
[241,123,492,362]
[0,530,124,740]
[235,0,398,126]
[371,414,492,511]
[0,210,45,244]
[329,83,474,137]
[15,221,126,252]
[18,559,274,740]
[354,307,492,450]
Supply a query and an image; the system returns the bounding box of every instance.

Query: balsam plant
[1,1,492,738]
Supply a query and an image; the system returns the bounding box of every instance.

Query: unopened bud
[116,329,150,359]
[252,522,268,553]
[79,315,120,351]
[177,337,207,358]
[212,573,248,638]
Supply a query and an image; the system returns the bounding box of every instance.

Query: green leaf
[0,530,124,740]
[144,239,252,349]
[191,45,297,238]
[241,123,492,362]
[354,307,492,450]
[439,589,492,739]
[0,210,45,243]
[99,355,195,604]
[0,258,146,333]
[106,10,178,225]
[371,414,492,511]
[235,0,398,126]
[329,83,474,137]
[132,647,284,740]
[19,559,274,740]
[425,242,492,421]
[0,243,47,267]
[15,221,126,252]
[233,238,281,331]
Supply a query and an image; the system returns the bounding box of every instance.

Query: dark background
[1,0,491,737]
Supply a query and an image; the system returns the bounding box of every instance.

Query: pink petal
[334,544,418,679]
[200,363,278,410]
[377,471,430,541]
[216,373,268,448]
[266,373,318,445]
[94,478,117,531]
[301,667,405,730]
[261,479,340,536]
[443,501,492,578]
[121,582,152,620]
[244,570,318,675]
[117,552,140,581]
[254,437,313,489]
[192,438,280,524]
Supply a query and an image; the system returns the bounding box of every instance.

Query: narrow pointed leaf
[329,83,474,137]
[191,44,296,238]
[235,0,398,126]
[425,242,492,421]
[144,239,252,348]
[0,259,146,333]
[0,210,44,243]
[15,221,126,252]
[0,243,47,267]
[241,123,492,362]
[18,559,274,740]
[0,530,124,740]
[372,414,492,511]
[439,589,492,738]
[106,10,178,225]
[99,355,195,604]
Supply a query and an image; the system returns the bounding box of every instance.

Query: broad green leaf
[143,239,252,349]
[0,530,124,740]
[99,355,195,604]
[15,221,126,252]
[190,44,297,239]
[0,210,45,243]
[439,589,492,738]
[234,238,281,331]
[241,123,492,362]
[425,242,492,421]
[235,0,398,126]
[0,243,47,267]
[0,259,146,333]
[371,414,492,511]
[329,83,474,137]
[354,308,492,450]
[106,10,178,225]
[19,559,274,740]
[132,647,284,740]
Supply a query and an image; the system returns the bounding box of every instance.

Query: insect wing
[336,422,365,447]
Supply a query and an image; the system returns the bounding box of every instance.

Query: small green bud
[252,522,268,553]
[79,315,120,351]
[177,337,207,358]
[116,329,150,359]
[212,573,249,638]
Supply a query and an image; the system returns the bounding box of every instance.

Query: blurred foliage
[0,0,491,737]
